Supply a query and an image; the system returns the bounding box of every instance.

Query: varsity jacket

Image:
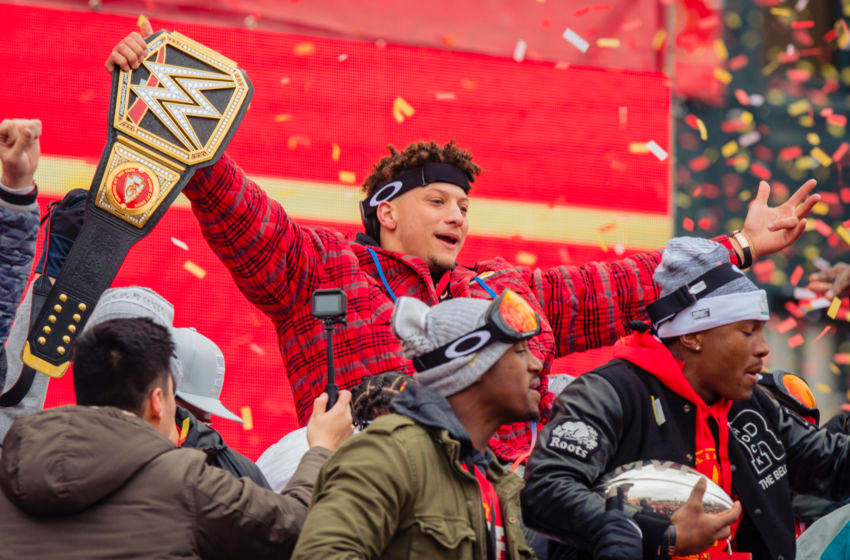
[183,154,741,460]
[522,332,850,560]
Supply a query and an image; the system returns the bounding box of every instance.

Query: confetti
[170,237,188,251]
[338,171,356,184]
[332,143,341,161]
[714,68,732,84]
[838,225,850,245]
[645,140,668,161]
[722,141,739,158]
[697,118,707,141]
[792,20,815,29]
[513,39,527,62]
[788,99,811,116]
[652,30,667,51]
[739,131,761,147]
[628,142,649,153]
[828,297,843,319]
[392,97,415,123]
[811,147,833,166]
[137,14,150,29]
[249,343,265,355]
[435,92,456,100]
[787,333,805,348]
[806,132,821,145]
[241,406,253,430]
[831,363,841,375]
[183,260,206,279]
[596,38,620,48]
[816,382,832,394]
[835,353,850,365]
[833,142,849,161]
[293,42,315,56]
[777,317,797,333]
[790,266,804,286]
[516,251,538,266]
[563,28,590,53]
[274,114,292,122]
[814,325,835,342]
[714,39,729,60]
[337,53,348,62]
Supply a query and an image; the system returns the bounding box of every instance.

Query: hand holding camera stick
[311,289,348,408]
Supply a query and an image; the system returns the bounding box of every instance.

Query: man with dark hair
[108,26,819,461]
[0,317,354,559]
[350,371,410,429]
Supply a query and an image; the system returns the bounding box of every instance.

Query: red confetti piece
[682,217,695,231]
[794,30,814,46]
[835,353,850,365]
[825,29,839,42]
[779,146,803,160]
[785,301,804,318]
[833,142,849,162]
[750,162,772,180]
[753,260,775,283]
[728,54,749,70]
[777,317,798,333]
[598,222,617,233]
[690,156,710,171]
[814,219,834,237]
[685,114,699,129]
[734,89,750,105]
[841,188,850,203]
[787,334,805,348]
[790,266,804,286]
[787,69,812,82]
[820,192,840,205]
[827,114,848,126]
[815,325,835,343]
[697,216,713,230]
[792,21,815,29]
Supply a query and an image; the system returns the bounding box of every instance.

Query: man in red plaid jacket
[105,17,819,460]
[176,140,816,460]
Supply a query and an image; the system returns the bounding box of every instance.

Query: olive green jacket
[291,412,536,560]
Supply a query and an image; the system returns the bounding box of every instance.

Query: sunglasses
[412,290,541,372]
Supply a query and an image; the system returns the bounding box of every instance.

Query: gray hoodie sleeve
[0,280,50,443]
[0,194,39,342]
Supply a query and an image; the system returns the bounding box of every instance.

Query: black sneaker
[35,188,87,277]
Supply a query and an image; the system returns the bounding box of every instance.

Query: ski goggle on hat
[412,290,541,372]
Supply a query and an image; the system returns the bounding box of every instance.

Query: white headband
[656,290,770,338]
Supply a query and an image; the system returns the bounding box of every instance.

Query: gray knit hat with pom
[653,237,758,297]
[392,297,513,397]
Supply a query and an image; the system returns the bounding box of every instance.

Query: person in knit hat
[523,237,850,560]
[293,292,543,560]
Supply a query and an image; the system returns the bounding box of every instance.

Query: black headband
[359,163,473,225]
[646,262,745,328]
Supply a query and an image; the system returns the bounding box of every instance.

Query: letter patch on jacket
[547,420,599,460]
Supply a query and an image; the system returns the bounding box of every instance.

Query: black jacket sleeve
[770,392,850,501]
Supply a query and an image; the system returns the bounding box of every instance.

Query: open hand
[741,179,819,260]
[105,17,153,72]
[306,391,354,452]
[0,118,41,190]
[670,477,742,556]
[809,263,850,300]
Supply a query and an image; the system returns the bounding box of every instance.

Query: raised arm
[533,179,819,357]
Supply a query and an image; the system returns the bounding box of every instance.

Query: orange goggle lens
[498,290,539,334]
[782,374,817,410]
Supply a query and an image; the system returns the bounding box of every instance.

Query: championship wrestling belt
[22,30,253,377]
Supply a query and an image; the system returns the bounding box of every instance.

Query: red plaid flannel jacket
[183,154,741,460]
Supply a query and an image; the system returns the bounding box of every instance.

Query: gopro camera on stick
[311,289,347,407]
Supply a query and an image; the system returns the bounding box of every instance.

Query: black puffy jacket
[522,350,850,560]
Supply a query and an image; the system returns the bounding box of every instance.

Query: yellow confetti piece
[788,99,811,116]
[696,118,707,141]
[828,297,843,319]
[740,111,754,125]
[392,97,415,123]
[807,133,822,146]
[596,38,620,48]
[838,225,850,245]
[652,30,667,51]
[770,7,792,17]
[137,14,150,29]
[714,39,729,60]
[183,260,206,279]
[762,61,779,76]
[811,147,832,166]
[628,142,649,153]
[273,114,292,122]
[721,141,739,158]
[338,171,356,184]
[331,143,341,162]
[846,389,850,401]
[713,68,732,84]
[293,42,315,56]
[241,406,253,431]
[816,382,832,394]
[812,201,830,215]
[516,251,538,266]
[831,363,841,375]
[597,234,608,253]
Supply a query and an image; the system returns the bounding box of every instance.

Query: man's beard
[427,257,453,279]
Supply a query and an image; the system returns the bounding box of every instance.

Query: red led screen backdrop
[1,4,671,459]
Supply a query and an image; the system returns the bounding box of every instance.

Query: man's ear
[149,386,165,421]
[679,332,702,353]
[376,201,397,232]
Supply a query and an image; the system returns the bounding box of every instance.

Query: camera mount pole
[322,315,346,408]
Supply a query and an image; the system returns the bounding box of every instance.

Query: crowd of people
[3,20,850,559]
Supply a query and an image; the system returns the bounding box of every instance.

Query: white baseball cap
[172,327,243,424]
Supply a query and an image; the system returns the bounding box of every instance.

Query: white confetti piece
[435,92,456,100]
[249,343,265,356]
[645,140,668,161]
[170,237,188,251]
[562,28,589,53]
[810,297,831,310]
[748,94,765,106]
[513,39,527,62]
[338,53,348,62]
[739,131,761,147]
[794,287,817,300]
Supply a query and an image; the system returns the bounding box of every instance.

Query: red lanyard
[465,464,500,560]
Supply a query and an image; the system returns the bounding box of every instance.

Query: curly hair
[350,371,412,429]
[361,141,481,242]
